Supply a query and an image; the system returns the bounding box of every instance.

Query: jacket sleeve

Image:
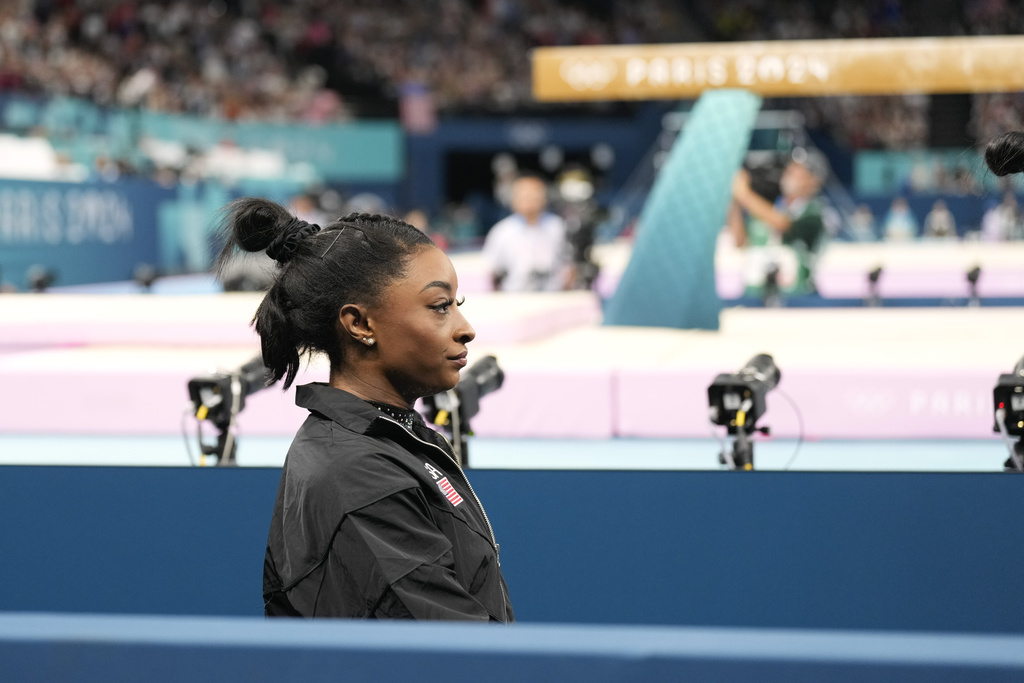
[331,487,491,621]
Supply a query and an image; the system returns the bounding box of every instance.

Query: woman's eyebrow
[420,280,453,294]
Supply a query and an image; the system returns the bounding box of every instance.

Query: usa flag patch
[436,477,463,507]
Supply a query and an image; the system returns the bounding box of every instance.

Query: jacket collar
[294,383,446,451]
[295,382,390,435]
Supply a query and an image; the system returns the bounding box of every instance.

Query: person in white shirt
[483,175,572,291]
[922,199,957,240]
[882,197,919,242]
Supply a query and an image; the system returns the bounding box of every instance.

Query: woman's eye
[430,297,463,313]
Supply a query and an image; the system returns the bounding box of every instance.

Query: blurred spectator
[882,197,919,241]
[437,202,481,243]
[289,193,329,227]
[0,265,17,293]
[848,204,877,241]
[403,209,430,232]
[908,160,935,194]
[492,153,520,211]
[981,192,1023,241]
[922,199,957,240]
[730,151,828,294]
[483,175,572,291]
[404,208,450,250]
[952,165,982,195]
[344,192,387,215]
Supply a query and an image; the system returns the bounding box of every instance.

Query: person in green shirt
[728,151,828,295]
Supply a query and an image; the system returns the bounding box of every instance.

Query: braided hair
[216,198,434,389]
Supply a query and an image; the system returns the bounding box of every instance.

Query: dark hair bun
[985,131,1024,177]
[225,198,295,253]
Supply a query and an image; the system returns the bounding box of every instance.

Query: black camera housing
[994,368,1024,438]
[187,357,270,428]
[422,355,504,467]
[707,354,781,435]
[708,375,769,434]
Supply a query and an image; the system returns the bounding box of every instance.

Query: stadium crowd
[0,0,683,121]
[0,0,1020,148]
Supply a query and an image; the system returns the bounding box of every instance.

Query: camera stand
[719,424,770,471]
[198,422,237,466]
[1005,439,1024,473]
[444,396,471,468]
[423,388,472,468]
[187,358,270,467]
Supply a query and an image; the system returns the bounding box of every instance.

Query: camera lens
[739,354,781,392]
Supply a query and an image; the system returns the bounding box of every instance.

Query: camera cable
[181,407,199,467]
[777,389,805,471]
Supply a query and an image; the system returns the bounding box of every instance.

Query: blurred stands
[0,0,1021,142]
[0,133,85,180]
[0,0,691,119]
[0,0,1022,289]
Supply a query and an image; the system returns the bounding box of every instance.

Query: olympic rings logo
[559,58,618,92]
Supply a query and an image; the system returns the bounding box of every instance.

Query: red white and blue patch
[436,477,464,507]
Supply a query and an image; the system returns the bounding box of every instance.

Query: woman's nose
[455,309,475,343]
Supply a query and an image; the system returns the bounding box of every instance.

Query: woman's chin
[438,374,461,393]
[406,376,459,402]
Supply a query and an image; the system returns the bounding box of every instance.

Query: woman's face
[369,246,476,402]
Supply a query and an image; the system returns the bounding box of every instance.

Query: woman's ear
[339,303,375,346]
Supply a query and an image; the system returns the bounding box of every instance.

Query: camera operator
[553,167,604,290]
[729,150,828,295]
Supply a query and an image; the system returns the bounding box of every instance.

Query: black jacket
[263,383,514,622]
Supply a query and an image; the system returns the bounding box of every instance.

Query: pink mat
[468,367,614,439]
[0,293,601,348]
[1,321,259,347]
[0,360,613,439]
[589,239,1024,300]
[0,358,309,437]
[616,367,998,440]
[816,268,1024,299]
[0,353,1000,440]
[1,300,1016,441]
[595,265,1024,300]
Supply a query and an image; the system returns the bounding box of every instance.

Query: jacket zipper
[377,416,510,622]
[377,416,498,548]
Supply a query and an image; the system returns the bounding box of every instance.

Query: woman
[217,198,514,621]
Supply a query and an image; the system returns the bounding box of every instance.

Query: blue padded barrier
[0,466,1021,633]
[2,613,1024,683]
